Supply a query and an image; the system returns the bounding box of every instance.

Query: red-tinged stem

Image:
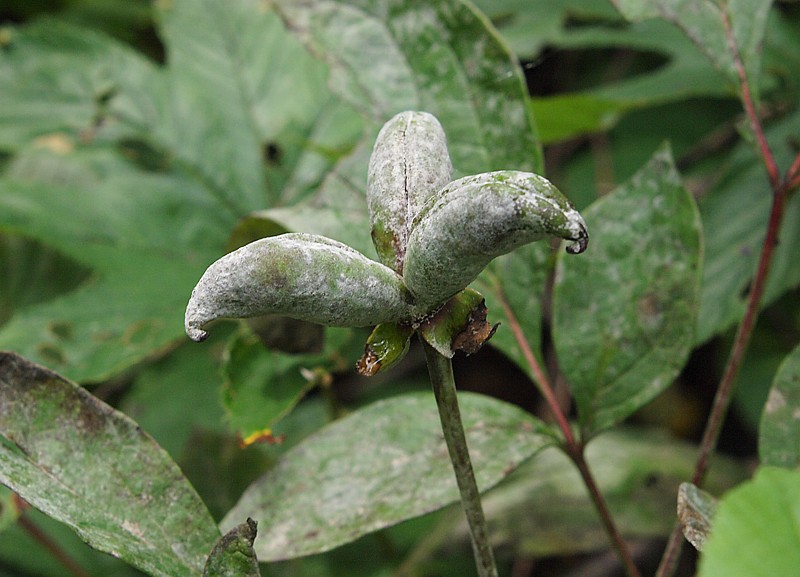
[14,501,91,577]
[495,286,642,577]
[495,285,576,446]
[656,10,791,577]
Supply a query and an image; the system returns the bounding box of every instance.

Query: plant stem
[655,10,791,577]
[495,287,642,577]
[421,339,498,577]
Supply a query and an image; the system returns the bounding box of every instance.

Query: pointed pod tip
[565,222,588,254]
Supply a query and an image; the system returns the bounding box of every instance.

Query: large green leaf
[222,392,555,561]
[698,467,800,577]
[273,0,542,175]
[759,342,800,469]
[0,352,220,577]
[552,145,702,436]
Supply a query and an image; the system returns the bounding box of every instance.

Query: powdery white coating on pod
[404,171,588,311]
[367,111,452,273]
[185,233,415,341]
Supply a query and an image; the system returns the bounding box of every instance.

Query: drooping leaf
[273,0,542,175]
[0,352,220,577]
[222,392,555,561]
[203,518,261,577]
[678,482,718,551]
[698,467,800,577]
[552,145,702,436]
[611,0,772,100]
[758,342,800,469]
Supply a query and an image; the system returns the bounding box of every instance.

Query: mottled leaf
[698,467,800,577]
[203,518,261,577]
[273,0,542,174]
[222,392,555,561]
[759,342,800,469]
[678,482,718,551]
[611,0,772,100]
[552,145,702,436]
[0,352,220,577]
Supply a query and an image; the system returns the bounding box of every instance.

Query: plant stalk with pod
[185,111,588,577]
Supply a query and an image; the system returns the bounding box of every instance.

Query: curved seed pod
[367,111,452,273]
[185,233,414,341]
[404,171,588,310]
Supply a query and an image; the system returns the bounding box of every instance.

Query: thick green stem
[422,340,498,577]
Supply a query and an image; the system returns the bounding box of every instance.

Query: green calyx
[185,112,588,369]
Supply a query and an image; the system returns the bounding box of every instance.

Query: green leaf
[120,342,227,458]
[475,429,744,556]
[471,0,620,58]
[222,392,555,561]
[696,109,800,344]
[611,0,772,99]
[273,0,542,174]
[0,352,220,577]
[698,467,800,577]
[759,342,800,469]
[222,329,357,440]
[552,145,702,436]
[203,518,261,577]
[0,6,354,381]
[530,18,731,142]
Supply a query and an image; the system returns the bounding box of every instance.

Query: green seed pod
[403,171,588,310]
[185,233,414,341]
[367,111,452,273]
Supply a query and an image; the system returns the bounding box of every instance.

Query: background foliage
[0,0,798,576]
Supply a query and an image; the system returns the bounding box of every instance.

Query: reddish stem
[495,285,641,577]
[13,496,90,577]
[656,9,791,577]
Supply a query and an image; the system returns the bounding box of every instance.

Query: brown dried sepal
[451,299,498,355]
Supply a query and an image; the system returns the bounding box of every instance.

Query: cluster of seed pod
[185,111,588,353]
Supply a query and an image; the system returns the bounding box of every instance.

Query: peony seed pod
[185,233,415,341]
[367,111,452,273]
[403,171,588,310]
